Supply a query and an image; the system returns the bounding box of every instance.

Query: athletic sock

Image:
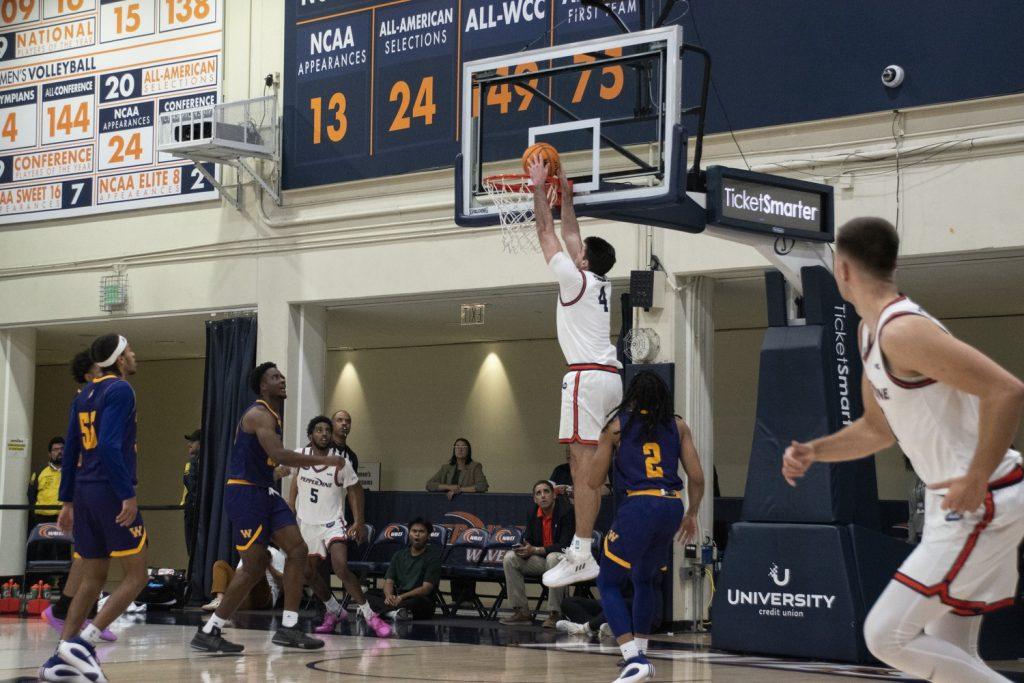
[202,614,226,634]
[357,601,375,620]
[324,597,342,615]
[52,593,72,619]
[620,640,640,661]
[384,610,399,620]
[570,535,592,555]
[281,610,298,628]
[635,637,648,653]
[80,623,103,645]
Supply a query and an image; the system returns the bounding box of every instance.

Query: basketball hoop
[482,175,569,254]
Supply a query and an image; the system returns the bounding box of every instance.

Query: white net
[482,175,562,255]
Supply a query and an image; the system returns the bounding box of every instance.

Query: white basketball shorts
[893,466,1024,615]
[300,519,349,558]
[559,365,623,445]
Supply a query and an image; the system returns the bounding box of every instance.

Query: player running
[783,217,1024,682]
[287,415,391,637]
[191,362,352,653]
[40,335,148,683]
[590,371,704,683]
[526,153,624,588]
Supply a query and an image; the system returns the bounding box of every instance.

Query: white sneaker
[555,619,592,636]
[201,595,222,612]
[598,622,614,640]
[38,654,89,682]
[613,659,654,683]
[57,637,109,683]
[542,550,599,588]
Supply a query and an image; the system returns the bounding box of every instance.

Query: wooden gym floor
[2,610,1022,682]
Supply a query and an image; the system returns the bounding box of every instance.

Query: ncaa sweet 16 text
[0,0,223,224]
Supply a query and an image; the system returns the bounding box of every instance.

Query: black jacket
[524,497,575,555]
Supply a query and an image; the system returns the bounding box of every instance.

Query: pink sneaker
[314,610,346,634]
[365,613,392,638]
[42,606,117,642]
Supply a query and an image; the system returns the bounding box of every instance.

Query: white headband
[97,335,128,368]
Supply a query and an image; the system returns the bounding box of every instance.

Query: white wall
[324,338,569,493]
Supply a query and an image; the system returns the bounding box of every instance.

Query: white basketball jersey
[861,296,1022,487]
[294,447,359,525]
[549,251,621,368]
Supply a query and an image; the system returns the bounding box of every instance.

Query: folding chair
[482,527,522,618]
[347,523,408,587]
[23,523,74,607]
[429,524,453,615]
[440,528,490,618]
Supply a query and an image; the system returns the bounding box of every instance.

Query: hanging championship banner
[0,0,223,224]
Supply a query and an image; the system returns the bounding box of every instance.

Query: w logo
[240,529,254,539]
[129,526,144,539]
[769,563,790,587]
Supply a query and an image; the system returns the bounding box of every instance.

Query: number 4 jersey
[549,251,620,369]
[549,250,623,444]
[294,447,359,526]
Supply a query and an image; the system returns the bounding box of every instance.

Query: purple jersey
[60,374,137,502]
[614,410,683,492]
[227,401,280,488]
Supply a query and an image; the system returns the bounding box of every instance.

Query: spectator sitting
[425,438,489,499]
[365,517,441,620]
[549,446,573,495]
[556,570,665,637]
[549,445,611,499]
[500,480,574,628]
[27,436,64,531]
[203,545,285,613]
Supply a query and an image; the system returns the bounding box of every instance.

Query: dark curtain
[187,316,257,603]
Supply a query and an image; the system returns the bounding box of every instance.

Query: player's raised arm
[555,164,584,263]
[529,154,562,263]
[249,410,345,469]
[677,418,705,544]
[782,373,897,485]
[588,417,620,490]
[883,315,1024,508]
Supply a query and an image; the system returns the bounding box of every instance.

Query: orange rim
[483,175,569,207]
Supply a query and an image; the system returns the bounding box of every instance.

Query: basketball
[522,142,560,176]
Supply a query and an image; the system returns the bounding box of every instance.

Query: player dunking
[526,153,623,588]
[40,335,148,683]
[783,218,1024,682]
[287,415,391,637]
[191,362,350,653]
[590,371,705,683]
